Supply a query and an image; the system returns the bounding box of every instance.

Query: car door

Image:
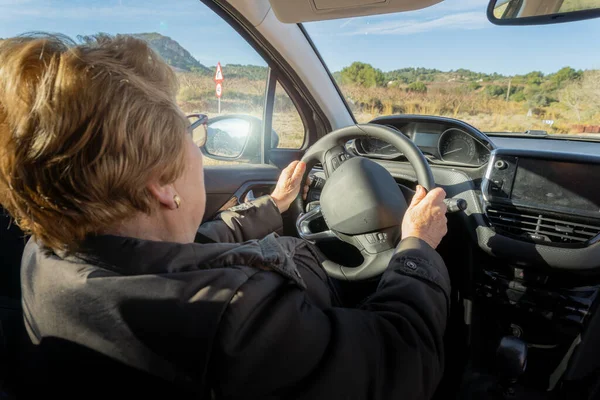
[186,2,328,230]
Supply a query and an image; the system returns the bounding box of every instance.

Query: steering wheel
[296,123,435,281]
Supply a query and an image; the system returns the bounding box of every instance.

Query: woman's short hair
[0,33,188,251]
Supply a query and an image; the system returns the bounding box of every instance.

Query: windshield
[304,0,600,137]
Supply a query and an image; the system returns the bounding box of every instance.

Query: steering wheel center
[320,157,407,235]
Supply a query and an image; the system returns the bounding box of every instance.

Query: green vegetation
[406,81,428,93]
[340,62,386,88]
[218,64,268,81]
[332,61,598,134]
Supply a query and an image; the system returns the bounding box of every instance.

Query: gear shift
[496,336,528,396]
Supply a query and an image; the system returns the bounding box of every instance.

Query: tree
[559,70,600,121]
[524,71,544,85]
[550,67,582,86]
[340,62,385,87]
[406,81,427,93]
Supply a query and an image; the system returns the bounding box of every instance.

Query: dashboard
[313,114,600,272]
[351,116,493,167]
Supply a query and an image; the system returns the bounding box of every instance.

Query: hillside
[132,33,210,73]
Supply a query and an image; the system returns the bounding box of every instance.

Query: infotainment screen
[511,158,600,213]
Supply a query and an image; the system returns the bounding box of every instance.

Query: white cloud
[343,12,488,35]
[339,18,355,28]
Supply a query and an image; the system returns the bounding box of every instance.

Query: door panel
[203,164,280,221]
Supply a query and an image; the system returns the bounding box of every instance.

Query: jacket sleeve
[212,237,450,400]
[195,195,283,244]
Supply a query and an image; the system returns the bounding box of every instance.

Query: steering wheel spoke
[296,204,337,242]
[323,226,400,280]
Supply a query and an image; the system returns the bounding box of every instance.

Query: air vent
[486,206,600,244]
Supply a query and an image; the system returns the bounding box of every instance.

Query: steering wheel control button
[311,176,326,190]
[331,156,341,171]
[366,234,375,244]
[406,260,418,270]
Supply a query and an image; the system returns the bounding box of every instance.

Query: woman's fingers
[271,161,307,213]
[290,161,306,186]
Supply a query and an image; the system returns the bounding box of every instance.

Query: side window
[175,5,269,165]
[1,0,305,164]
[272,82,306,149]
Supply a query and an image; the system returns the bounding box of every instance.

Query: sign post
[214,62,224,114]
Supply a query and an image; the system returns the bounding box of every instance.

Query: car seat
[0,207,28,397]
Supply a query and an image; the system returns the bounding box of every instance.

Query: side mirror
[187,114,280,164]
[488,0,600,25]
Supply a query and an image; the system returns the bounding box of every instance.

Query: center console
[468,150,600,397]
[482,150,600,246]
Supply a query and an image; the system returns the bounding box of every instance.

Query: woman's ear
[147,180,178,210]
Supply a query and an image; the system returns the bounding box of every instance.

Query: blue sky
[1,0,599,75]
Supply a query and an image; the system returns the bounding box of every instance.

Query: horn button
[320,157,407,236]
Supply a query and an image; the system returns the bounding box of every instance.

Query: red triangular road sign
[214,62,224,83]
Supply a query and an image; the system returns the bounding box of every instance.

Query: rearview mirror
[488,0,600,25]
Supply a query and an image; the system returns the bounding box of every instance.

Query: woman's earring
[173,195,181,209]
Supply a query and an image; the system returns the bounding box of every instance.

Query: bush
[406,81,427,93]
[528,93,556,108]
[468,81,482,91]
[511,92,527,102]
[486,85,505,97]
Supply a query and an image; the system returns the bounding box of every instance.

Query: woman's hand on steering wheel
[401,186,448,249]
[271,161,311,213]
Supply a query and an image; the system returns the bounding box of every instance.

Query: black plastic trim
[262,67,277,163]
[370,114,496,151]
[489,148,600,164]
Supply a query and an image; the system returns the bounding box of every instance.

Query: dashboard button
[494,160,508,170]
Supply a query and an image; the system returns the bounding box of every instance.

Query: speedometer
[438,128,477,164]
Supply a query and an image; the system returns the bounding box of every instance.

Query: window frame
[200,0,328,164]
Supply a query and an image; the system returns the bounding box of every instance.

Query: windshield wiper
[524,130,548,136]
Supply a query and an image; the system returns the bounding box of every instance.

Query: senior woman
[0,35,449,400]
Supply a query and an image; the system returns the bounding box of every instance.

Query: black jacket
[19,196,450,399]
